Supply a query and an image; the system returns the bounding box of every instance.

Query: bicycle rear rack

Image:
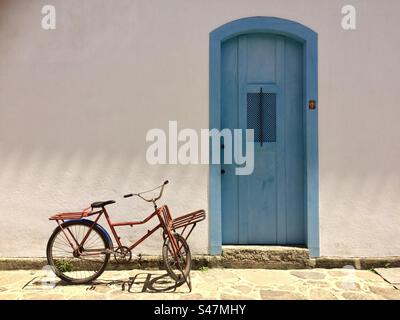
[49,207,101,221]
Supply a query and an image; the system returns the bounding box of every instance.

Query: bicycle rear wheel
[162,233,191,281]
[46,221,111,284]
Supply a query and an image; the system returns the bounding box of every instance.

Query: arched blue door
[209,17,319,255]
[221,34,305,244]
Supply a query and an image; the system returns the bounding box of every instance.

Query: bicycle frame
[55,204,181,258]
[103,205,175,252]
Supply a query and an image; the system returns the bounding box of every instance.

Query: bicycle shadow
[22,270,191,295]
[87,272,191,294]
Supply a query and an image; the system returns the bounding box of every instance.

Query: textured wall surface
[1,0,400,257]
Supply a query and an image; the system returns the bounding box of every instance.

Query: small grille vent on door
[247,89,276,144]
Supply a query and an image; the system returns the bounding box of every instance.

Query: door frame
[209,16,319,257]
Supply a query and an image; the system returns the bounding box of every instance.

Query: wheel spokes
[50,224,108,282]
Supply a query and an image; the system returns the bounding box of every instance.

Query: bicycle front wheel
[46,221,111,284]
[162,233,191,281]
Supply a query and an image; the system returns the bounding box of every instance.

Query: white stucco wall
[1,0,400,257]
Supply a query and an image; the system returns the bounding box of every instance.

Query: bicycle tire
[46,220,111,284]
[162,233,191,281]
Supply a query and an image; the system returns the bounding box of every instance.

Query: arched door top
[210,16,317,43]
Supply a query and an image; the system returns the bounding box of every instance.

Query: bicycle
[46,180,206,289]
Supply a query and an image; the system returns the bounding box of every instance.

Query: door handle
[221,169,226,175]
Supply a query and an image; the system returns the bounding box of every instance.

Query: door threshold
[220,245,311,269]
[222,245,307,251]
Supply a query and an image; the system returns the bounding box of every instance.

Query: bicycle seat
[91,200,116,209]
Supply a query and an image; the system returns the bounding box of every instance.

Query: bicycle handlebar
[123,180,169,203]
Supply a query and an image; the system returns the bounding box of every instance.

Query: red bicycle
[46,180,205,286]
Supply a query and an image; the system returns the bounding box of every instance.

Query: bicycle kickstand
[175,260,192,292]
[176,272,192,293]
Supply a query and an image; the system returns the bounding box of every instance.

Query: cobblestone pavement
[1,268,400,300]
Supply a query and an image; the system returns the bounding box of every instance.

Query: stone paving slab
[0,268,400,300]
[374,268,400,285]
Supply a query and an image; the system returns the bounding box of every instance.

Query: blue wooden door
[221,34,305,245]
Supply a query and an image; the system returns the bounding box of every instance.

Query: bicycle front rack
[171,209,206,241]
